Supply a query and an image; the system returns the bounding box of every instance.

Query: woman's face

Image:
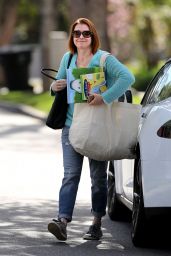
[73,23,92,51]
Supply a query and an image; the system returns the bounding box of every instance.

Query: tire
[107,161,131,221]
[131,158,148,247]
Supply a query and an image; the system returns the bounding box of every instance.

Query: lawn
[0,91,53,113]
[0,90,142,113]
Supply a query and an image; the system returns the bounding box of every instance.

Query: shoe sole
[48,222,67,241]
[83,234,102,240]
[83,236,102,240]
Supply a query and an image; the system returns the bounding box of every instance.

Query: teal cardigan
[54,49,135,127]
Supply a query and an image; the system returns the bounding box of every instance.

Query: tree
[107,0,137,61]
[40,0,57,91]
[68,0,110,51]
[0,0,19,46]
[137,1,171,68]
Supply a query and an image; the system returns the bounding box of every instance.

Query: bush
[132,66,158,92]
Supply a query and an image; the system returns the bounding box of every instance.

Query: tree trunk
[139,15,158,69]
[40,0,57,91]
[0,0,19,46]
[68,0,110,51]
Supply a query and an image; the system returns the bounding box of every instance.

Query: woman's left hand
[88,94,104,105]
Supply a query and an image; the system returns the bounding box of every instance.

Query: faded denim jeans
[58,126,108,222]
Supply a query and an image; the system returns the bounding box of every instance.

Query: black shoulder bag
[41,54,72,129]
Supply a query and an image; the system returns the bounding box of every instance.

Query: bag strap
[41,53,73,80]
[41,68,58,80]
[99,52,110,69]
[67,53,73,69]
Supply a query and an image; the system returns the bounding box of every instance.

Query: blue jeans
[58,126,108,222]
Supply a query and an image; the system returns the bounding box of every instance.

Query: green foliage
[0,91,53,113]
[140,0,171,6]
[18,0,38,18]
[15,0,41,43]
[57,0,69,32]
[132,64,161,91]
[14,0,69,44]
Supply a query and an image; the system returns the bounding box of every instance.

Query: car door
[139,61,171,207]
[140,61,171,159]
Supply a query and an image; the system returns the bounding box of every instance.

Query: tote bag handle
[41,68,57,80]
[41,53,73,80]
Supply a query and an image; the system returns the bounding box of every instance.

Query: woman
[48,18,135,241]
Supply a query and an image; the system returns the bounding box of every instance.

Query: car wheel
[107,161,131,221]
[131,158,148,247]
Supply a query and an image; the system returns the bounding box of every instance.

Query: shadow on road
[0,199,129,256]
[1,199,171,255]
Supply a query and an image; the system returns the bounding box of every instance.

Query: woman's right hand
[51,79,67,92]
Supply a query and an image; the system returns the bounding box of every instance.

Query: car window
[142,62,171,105]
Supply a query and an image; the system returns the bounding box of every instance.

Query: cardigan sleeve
[102,55,135,104]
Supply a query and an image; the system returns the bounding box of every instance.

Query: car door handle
[141,112,147,118]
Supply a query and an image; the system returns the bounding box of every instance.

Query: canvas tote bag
[69,101,142,161]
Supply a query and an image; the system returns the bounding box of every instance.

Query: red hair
[68,18,100,54]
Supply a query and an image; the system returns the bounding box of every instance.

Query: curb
[0,100,47,122]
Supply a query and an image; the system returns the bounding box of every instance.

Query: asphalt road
[0,107,171,256]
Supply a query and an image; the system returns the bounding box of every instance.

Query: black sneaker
[83,225,103,240]
[48,219,67,241]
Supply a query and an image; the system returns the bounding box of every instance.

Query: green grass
[0,91,53,113]
[0,90,142,113]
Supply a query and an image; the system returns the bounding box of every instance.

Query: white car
[107,59,171,247]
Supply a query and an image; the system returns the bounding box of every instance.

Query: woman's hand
[88,94,104,105]
[51,79,67,92]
